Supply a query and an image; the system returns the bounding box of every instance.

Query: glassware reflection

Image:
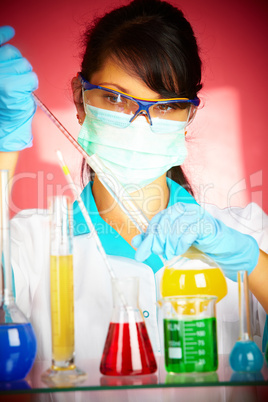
[100,373,158,387]
[165,371,219,385]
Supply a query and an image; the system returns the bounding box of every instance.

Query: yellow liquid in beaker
[50,255,74,362]
[161,267,227,303]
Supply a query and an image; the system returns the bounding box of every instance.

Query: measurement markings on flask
[183,321,207,363]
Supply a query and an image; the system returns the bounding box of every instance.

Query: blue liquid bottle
[0,170,37,382]
[229,271,263,372]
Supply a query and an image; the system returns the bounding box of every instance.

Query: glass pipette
[36,95,219,273]
[33,96,225,298]
[229,270,263,372]
[33,94,149,235]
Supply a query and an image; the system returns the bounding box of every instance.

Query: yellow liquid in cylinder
[161,267,227,303]
[50,255,74,362]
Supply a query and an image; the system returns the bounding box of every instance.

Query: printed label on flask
[163,317,218,373]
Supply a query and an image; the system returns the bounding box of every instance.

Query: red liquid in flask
[100,321,157,376]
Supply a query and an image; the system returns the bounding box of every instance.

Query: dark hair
[80,0,202,195]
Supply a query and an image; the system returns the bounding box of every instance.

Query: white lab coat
[10,202,268,362]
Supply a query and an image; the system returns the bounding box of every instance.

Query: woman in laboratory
[0,0,268,361]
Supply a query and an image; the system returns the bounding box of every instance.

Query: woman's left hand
[131,202,259,282]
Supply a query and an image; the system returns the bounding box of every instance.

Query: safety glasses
[79,73,200,127]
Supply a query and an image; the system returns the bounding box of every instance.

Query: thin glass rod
[238,270,252,341]
[0,170,13,301]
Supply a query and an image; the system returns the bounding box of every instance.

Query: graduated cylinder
[49,196,74,368]
[42,196,86,386]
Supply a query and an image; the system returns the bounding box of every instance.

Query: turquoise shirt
[73,177,197,274]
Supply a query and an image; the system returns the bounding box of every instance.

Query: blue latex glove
[0,26,38,151]
[131,202,260,282]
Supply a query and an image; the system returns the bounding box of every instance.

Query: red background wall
[1,0,268,216]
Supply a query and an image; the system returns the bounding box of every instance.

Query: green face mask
[78,105,188,193]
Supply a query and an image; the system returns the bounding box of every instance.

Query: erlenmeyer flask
[0,170,37,381]
[100,276,157,376]
[160,247,227,303]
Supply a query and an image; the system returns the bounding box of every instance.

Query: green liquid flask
[159,296,218,374]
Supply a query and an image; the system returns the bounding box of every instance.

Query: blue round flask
[0,170,37,382]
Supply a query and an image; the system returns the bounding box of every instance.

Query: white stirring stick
[56,150,116,280]
[56,150,133,312]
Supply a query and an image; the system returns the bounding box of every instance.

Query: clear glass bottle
[100,276,157,376]
[160,247,228,303]
[0,170,37,382]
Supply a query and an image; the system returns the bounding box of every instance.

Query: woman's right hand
[0,26,38,152]
[132,202,260,282]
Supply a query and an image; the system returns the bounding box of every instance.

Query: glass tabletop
[1,355,268,395]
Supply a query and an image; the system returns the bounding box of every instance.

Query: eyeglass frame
[78,73,200,126]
